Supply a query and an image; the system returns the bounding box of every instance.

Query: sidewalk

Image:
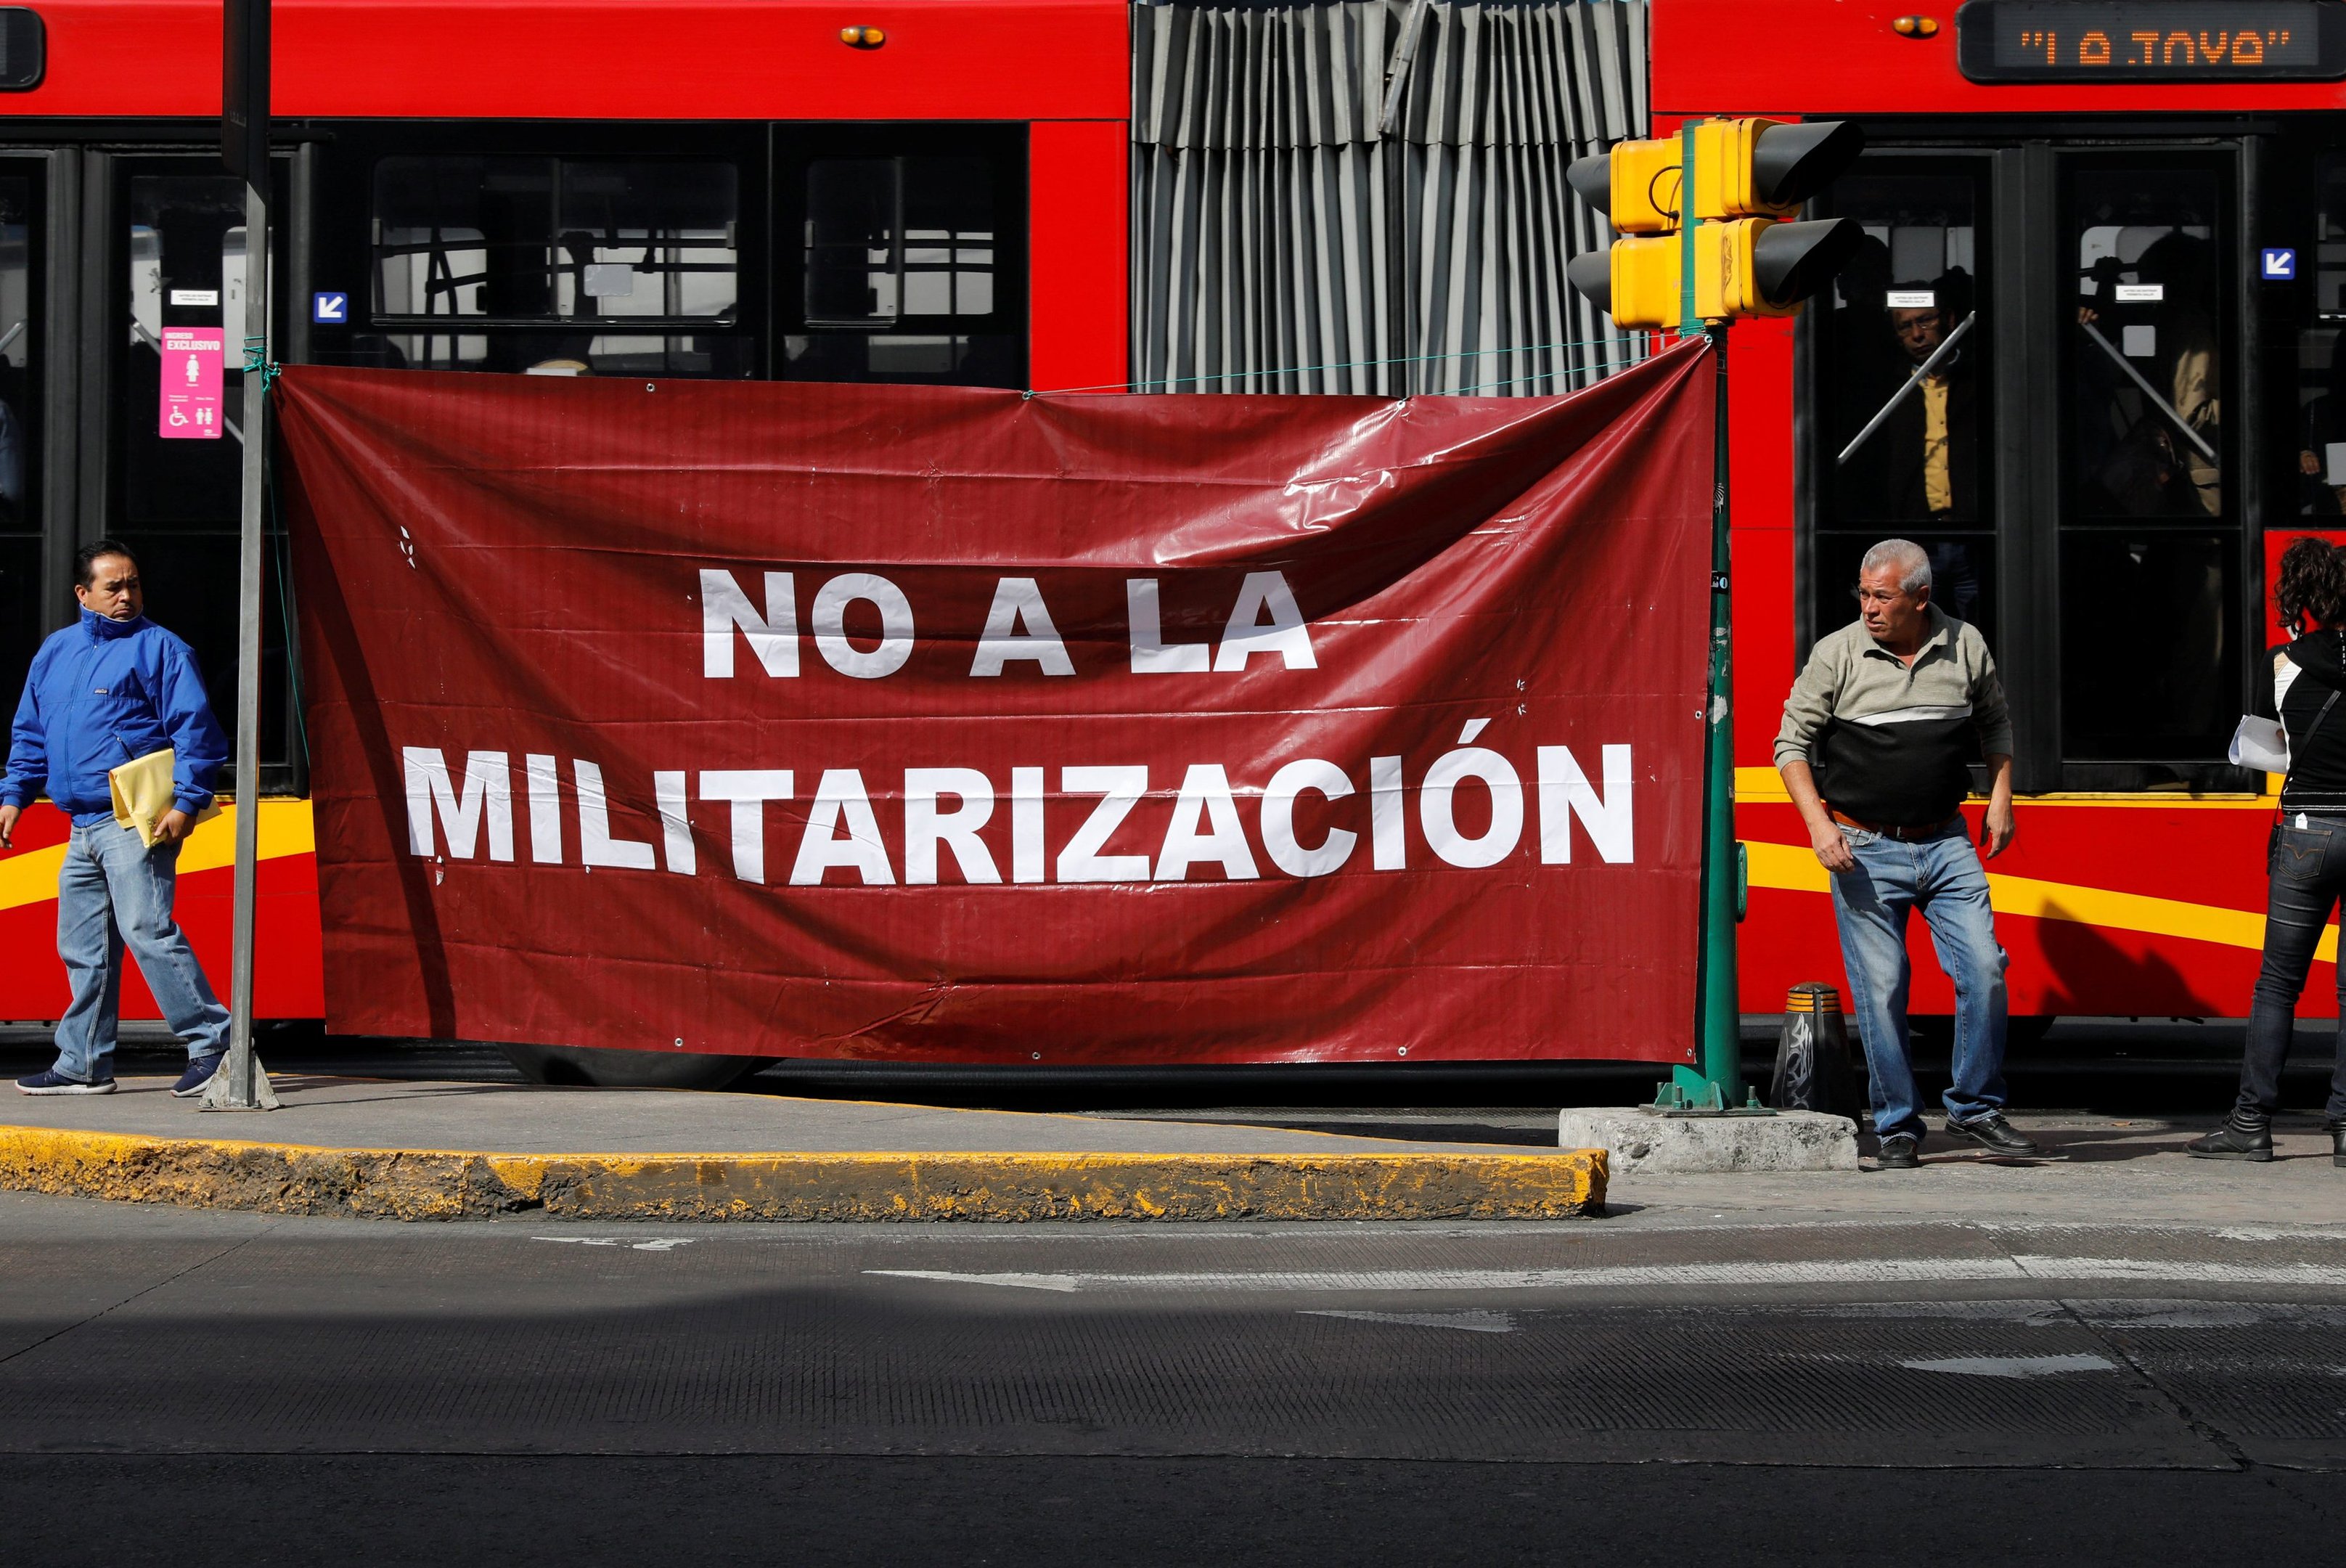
[0,1074,1604,1223]
[1606,1114,2345,1231]
[2,1074,2335,1228]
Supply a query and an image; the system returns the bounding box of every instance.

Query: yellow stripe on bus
[1743,838,2334,963]
[0,802,316,916]
[4,804,2322,967]
[1731,766,2281,807]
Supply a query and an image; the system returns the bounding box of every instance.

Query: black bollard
[1770,984,1859,1115]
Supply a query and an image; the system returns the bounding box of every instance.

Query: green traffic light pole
[1663,118,1756,1114]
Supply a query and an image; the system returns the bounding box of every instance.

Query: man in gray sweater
[1775,538,2040,1168]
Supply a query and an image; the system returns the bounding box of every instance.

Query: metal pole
[1836,311,1977,467]
[1682,320,1745,1107]
[212,179,271,1111]
[2077,318,2218,464]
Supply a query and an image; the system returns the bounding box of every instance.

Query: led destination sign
[1955,0,2346,80]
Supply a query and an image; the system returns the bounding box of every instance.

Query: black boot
[2330,1123,2343,1169]
[2187,1111,2274,1163]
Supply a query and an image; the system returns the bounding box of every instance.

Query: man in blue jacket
[1,540,232,1096]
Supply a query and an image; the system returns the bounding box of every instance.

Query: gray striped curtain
[1131,0,1649,397]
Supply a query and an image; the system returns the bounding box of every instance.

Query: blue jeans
[1828,818,2009,1141]
[52,819,230,1084]
[2236,817,2346,1126]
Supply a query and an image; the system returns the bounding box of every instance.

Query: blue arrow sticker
[2262,248,2297,282]
[312,290,350,324]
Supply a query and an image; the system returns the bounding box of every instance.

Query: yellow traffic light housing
[1569,234,1680,330]
[1565,118,1867,329]
[1683,118,1860,221]
[1571,136,1683,234]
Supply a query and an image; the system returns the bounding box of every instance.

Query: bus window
[2059,163,2236,768]
[1813,162,1993,644]
[2296,156,2346,518]
[0,170,35,718]
[776,126,1024,388]
[371,156,749,377]
[804,158,902,326]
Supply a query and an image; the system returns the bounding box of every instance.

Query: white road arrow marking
[1900,1353,2118,1379]
[867,1257,2346,1294]
[1302,1309,1517,1333]
[535,1236,695,1252]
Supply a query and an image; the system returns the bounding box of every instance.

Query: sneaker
[1943,1112,2048,1158]
[16,1069,117,1096]
[1875,1133,1921,1170]
[2186,1116,2273,1163]
[171,1054,226,1099]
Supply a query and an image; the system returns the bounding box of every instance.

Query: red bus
[0,0,1657,1077]
[9,0,2303,1068]
[1656,0,2346,1030]
[0,0,1137,1037]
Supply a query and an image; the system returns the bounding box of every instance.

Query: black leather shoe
[1875,1134,1921,1170]
[2329,1123,2343,1169]
[1942,1112,2046,1158]
[2187,1117,2273,1162]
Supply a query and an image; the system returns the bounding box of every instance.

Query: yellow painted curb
[0,1124,1608,1223]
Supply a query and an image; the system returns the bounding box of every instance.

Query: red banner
[278,341,1712,1066]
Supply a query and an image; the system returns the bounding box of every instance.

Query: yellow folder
[108,748,221,848]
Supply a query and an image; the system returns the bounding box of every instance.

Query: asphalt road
[3,1191,2341,1565]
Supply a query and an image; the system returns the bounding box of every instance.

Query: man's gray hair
[1860,539,1932,594]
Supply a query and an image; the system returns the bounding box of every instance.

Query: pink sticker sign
[158,327,224,440]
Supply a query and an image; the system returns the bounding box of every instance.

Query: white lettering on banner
[653,771,695,875]
[405,744,1638,881]
[699,769,794,883]
[403,748,514,862]
[791,769,897,884]
[575,759,657,870]
[1537,744,1635,864]
[1155,764,1260,881]
[905,767,1002,884]
[701,568,797,678]
[1125,579,1210,674]
[1368,755,1407,870]
[970,578,1074,677]
[1260,759,1357,877]
[1213,571,1317,671]
[1058,765,1150,882]
[1421,723,1524,868]
[1010,766,1047,883]
[525,753,563,864]
[812,573,915,679]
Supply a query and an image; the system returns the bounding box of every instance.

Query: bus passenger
[2189,538,2346,1167]
[1880,281,1979,531]
[1775,539,2039,1169]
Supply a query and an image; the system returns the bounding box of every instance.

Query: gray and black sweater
[1775,607,2014,830]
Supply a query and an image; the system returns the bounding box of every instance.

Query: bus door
[81,150,302,798]
[0,147,54,727]
[1812,139,2247,795]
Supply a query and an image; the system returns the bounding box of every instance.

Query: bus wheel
[494,1042,769,1091]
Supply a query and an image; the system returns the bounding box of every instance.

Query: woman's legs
[2235,824,2346,1122]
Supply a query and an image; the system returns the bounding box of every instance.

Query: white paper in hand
[2229,714,2289,773]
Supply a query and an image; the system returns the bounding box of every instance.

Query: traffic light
[1564,118,1865,330]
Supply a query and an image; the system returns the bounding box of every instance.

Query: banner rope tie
[242,335,281,393]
